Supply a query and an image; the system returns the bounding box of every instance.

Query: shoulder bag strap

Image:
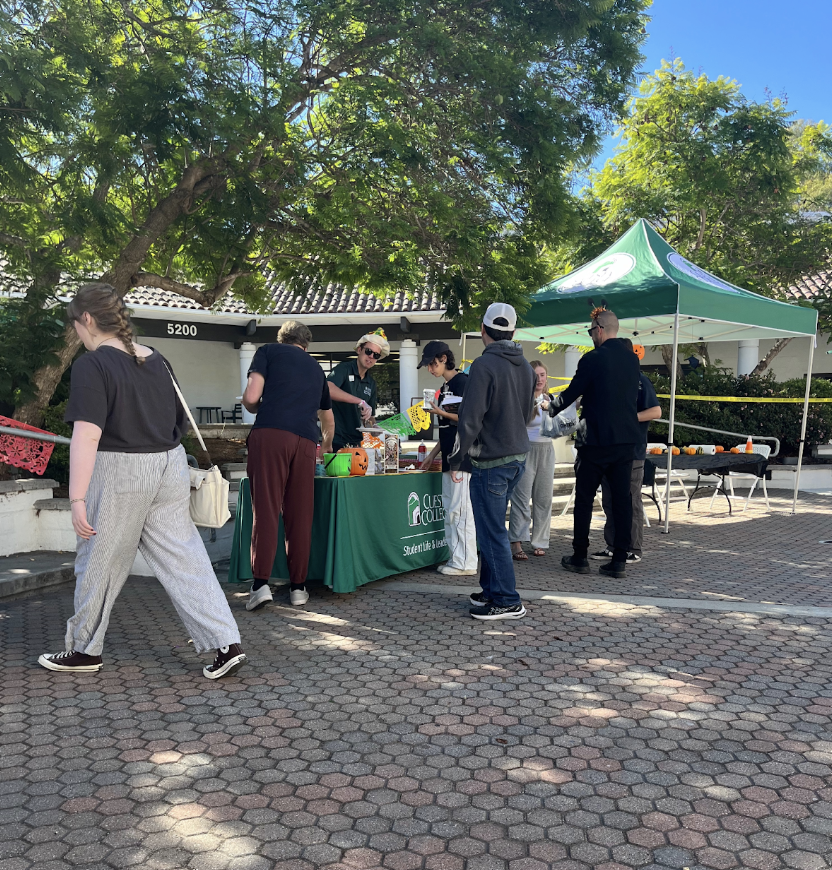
[163,362,213,466]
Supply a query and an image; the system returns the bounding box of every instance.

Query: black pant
[573,444,636,562]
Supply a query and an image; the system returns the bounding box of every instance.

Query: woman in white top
[509,361,557,558]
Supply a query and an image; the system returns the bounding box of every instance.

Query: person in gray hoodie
[449,303,536,621]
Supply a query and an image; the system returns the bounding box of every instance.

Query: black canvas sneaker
[590,548,613,561]
[626,553,642,564]
[203,644,247,679]
[561,555,591,574]
[599,561,626,578]
[38,650,103,672]
[470,603,527,621]
[469,591,491,607]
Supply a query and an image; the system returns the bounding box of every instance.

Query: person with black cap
[417,341,477,576]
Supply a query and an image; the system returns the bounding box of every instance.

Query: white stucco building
[122,272,832,423]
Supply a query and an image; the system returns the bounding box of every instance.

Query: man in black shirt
[593,339,661,565]
[418,341,477,576]
[549,308,640,578]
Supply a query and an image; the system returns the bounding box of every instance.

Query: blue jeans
[469,460,525,606]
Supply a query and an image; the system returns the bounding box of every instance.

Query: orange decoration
[338,447,369,476]
[632,344,645,360]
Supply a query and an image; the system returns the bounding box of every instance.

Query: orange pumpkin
[715,445,724,453]
[338,447,369,476]
[633,344,645,360]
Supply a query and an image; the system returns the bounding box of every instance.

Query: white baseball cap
[482,302,517,331]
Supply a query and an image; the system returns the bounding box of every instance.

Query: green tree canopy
[0,0,649,422]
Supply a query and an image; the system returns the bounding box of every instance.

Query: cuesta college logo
[408,492,421,526]
[555,252,635,293]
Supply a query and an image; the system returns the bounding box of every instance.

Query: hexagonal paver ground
[402,492,832,606]
[4,530,832,870]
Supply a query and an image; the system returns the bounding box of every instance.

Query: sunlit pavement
[2,492,832,870]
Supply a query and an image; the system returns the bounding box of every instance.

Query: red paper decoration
[0,416,56,476]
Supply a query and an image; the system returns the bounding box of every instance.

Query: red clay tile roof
[785,271,831,302]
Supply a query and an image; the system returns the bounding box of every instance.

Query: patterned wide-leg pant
[65,446,241,656]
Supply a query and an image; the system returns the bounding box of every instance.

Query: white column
[564,347,581,379]
[399,339,419,412]
[737,339,760,376]
[239,342,256,425]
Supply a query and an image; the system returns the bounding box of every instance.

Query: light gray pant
[508,440,556,550]
[602,459,645,557]
[442,471,478,571]
[66,447,241,656]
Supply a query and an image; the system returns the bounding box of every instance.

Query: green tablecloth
[228,473,449,593]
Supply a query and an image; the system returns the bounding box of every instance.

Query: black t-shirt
[248,343,332,443]
[635,373,660,460]
[64,347,187,453]
[327,360,377,449]
[437,372,472,473]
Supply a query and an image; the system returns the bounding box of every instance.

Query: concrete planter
[0,479,154,575]
[767,465,832,490]
[0,480,75,557]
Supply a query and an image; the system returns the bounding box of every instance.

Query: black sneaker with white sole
[38,650,103,672]
[470,603,526,621]
[590,548,613,561]
[203,644,247,679]
[626,553,642,564]
[469,591,491,607]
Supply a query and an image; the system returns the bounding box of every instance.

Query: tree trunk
[13,162,222,427]
[661,344,683,383]
[750,337,793,376]
[14,327,83,425]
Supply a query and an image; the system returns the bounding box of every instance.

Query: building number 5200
[167,323,198,336]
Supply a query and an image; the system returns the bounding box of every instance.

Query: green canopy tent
[513,219,819,529]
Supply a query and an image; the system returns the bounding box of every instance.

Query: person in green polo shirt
[327,328,389,449]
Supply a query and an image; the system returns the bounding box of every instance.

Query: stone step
[33,498,70,511]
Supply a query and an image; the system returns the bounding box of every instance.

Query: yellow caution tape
[656,394,832,404]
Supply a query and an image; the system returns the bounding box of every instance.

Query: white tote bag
[166,369,231,528]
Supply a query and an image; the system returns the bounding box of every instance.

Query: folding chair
[709,444,771,512]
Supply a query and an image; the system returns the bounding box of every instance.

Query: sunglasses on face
[363,347,381,359]
[587,324,601,336]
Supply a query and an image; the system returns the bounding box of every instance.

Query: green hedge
[644,368,832,457]
[41,400,72,485]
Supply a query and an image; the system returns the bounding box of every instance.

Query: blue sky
[595,0,831,166]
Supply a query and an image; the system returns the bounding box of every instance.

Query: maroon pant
[247,428,316,586]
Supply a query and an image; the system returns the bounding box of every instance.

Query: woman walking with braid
[38,283,247,679]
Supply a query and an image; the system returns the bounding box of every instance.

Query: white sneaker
[290,586,309,606]
[246,584,273,611]
[438,565,478,576]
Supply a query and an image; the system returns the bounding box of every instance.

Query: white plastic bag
[540,402,578,439]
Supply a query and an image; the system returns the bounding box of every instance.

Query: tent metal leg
[792,335,815,515]
[662,310,681,534]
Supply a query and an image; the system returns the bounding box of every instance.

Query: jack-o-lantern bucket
[633,344,645,360]
[338,447,369,476]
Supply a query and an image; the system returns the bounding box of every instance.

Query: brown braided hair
[66,283,145,365]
